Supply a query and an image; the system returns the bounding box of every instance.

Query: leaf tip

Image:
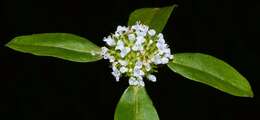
[172,4,179,8]
[246,89,254,98]
[5,40,14,48]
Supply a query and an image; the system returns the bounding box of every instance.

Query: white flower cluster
[101,22,174,86]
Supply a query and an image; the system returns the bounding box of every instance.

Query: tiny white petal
[120,47,131,58]
[147,74,157,82]
[133,67,145,77]
[112,72,120,81]
[103,36,115,46]
[156,42,167,51]
[152,54,162,64]
[148,29,156,36]
[139,70,145,76]
[132,43,143,51]
[115,76,120,82]
[161,57,169,64]
[103,55,108,59]
[112,70,120,82]
[115,40,125,50]
[140,25,149,33]
[139,80,145,86]
[133,80,139,85]
[144,63,151,71]
[137,76,143,81]
[128,34,136,41]
[136,36,145,44]
[158,38,166,44]
[135,60,143,68]
[101,47,108,55]
[163,48,171,54]
[115,33,120,37]
[116,26,128,34]
[120,67,128,73]
[131,26,136,30]
[129,77,139,86]
[158,33,164,39]
[129,80,134,85]
[108,55,115,62]
[101,47,111,60]
[136,31,146,37]
[112,62,118,67]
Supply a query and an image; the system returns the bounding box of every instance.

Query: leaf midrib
[8,42,101,55]
[169,61,247,93]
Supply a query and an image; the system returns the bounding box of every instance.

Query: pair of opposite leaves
[6,5,253,120]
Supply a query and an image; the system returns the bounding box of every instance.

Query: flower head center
[101,22,174,86]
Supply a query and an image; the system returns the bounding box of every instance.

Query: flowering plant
[6,5,253,120]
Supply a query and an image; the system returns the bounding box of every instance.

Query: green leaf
[128,4,177,33]
[167,53,253,97]
[6,33,102,62]
[114,86,159,120]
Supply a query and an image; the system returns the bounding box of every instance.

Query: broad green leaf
[6,33,102,62]
[167,53,253,97]
[114,86,159,120]
[128,4,177,33]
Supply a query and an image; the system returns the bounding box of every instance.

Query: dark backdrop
[0,0,259,120]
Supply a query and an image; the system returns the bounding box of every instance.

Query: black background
[0,0,259,120]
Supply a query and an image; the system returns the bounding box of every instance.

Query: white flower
[156,39,167,51]
[132,22,149,37]
[144,62,151,71]
[158,33,164,39]
[103,36,115,46]
[101,22,174,86]
[136,31,146,37]
[164,50,173,59]
[115,40,125,50]
[139,80,145,86]
[152,54,162,64]
[101,47,108,55]
[139,24,149,33]
[129,77,136,85]
[148,29,156,36]
[135,60,143,68]
[112,72,120,81]
[136,76,143,81]
[133,67,145,77]
[112,66,121,82]
[120,47,131,58]
[116,26,128,34]
[108,55,115,62]
[147,74,156,82]
[101,47,109,59]
[120,67,128,73]
[161,57,169,64]
[128,34,135,41]
[136,36,145,44]
[163,48,171,54]
[129,77,139,86]
[132,42,144,51]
